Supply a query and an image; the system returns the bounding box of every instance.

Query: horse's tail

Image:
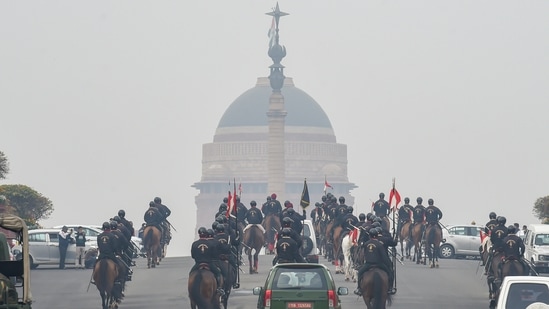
[143,227,153,249]
[372,271,384,309]
[427,226,436,244]
[96,259,110,294]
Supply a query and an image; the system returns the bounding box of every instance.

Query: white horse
[341,228,360,282]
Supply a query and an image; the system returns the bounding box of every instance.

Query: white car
[496,276,549,308]
[26,228,88,269]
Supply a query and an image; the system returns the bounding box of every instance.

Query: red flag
[480,230,488,243]
[323,176,333,193]
[389,180,401,211]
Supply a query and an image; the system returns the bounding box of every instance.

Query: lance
[165,219,177,232]
[390,178,398,294]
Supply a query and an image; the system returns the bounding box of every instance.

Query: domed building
[192,4,355,230]
[192,77,356,230]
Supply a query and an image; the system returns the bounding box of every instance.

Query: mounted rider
[275,228,305,264]
[499,224,528,276]
[397,197,414,237]
[268,193,283,217]
[117,209,135,237]
[310,202,324,224]
[424,199,443,239]
[410,197,426,240]
[243,201,265,233]
[373,192,390,220]
[95,222,128,296]
[109,221,133,281]
[153,197,172,247]
[190,227,225,296]
[235,196,248,227]
[215,198,228,218]
[213,224,232,292]
[485,216,509,274]
[261,196,272,216]
[282,204,306,234]
[341,206,358,232]
[144,201,163,238]
[354,228,395,296]
[479,212,498,265]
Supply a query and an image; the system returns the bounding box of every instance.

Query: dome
[217,77,333,129]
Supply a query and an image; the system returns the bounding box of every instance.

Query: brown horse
[411,223,424,264]
[93,258,121,309]
[332,226,344,273]
[243,225,264,274]
[425,223,442,268]
[399,221,413,260]
[262,214,280,254]
[324,220,335,261]
[218,259,237,309]
[188,265,221,309]
[143,225,162,268]
[487,250,505,303]
[359,267,393,309]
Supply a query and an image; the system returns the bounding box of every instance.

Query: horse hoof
[436,264,439,268]
[345,278,349,281]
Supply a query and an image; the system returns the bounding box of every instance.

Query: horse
[380,216,391,232]
[411,222,424,264]
[399,221,413,260]
[424,223,442,268]
[487,250,505,305]
[218,259,237,309]
[262,214,280,254]
[332,226,344,273]
[188,265,221,309]
[93,258,121,309]
[143,225,162,268]
[324,220,335,261]
[341,228,359,282]
[359,267,393,309]
[313,219,324,255]
[242,225,264,274]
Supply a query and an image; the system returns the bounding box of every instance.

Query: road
[28,254,490,309]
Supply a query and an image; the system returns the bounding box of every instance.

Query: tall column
[267,92,287,195]
[266,3,289,196]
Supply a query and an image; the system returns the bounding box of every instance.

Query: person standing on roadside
[74,226,86,269]
[58,226,73,269]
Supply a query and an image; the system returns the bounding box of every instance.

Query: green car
[253,263,348,309]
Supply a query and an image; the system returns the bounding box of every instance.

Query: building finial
[266,3,289,92]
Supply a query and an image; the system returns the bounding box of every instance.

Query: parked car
[301,219,319,263]
[524,224,549,273]
[253,263,348,309]
[439,224,482,259]
[26,228,82,269]
[495,276,549,309]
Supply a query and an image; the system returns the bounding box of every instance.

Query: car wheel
[301,236,314,255]
[29,256,39,270]
[439,244,455,259]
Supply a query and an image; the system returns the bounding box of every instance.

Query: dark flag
[300,179,310,209]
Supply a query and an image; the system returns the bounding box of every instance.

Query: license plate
[287,303,313,309]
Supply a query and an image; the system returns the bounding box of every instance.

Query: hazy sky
[1,1,548,256]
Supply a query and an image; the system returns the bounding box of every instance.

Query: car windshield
[303,224,311,238]
[535,234,549,246]
[505,282,549,309]
[273,267,326,290]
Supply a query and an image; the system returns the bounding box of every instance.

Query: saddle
[198,263,210,270]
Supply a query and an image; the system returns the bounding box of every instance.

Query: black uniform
[342,213,359,231]
[96,230,127,285]
[502,234,524,259]
[373,199,390,218]
[190,238,222,283]
[425,205,443,224]
[245,207,263,225]
[119,216,135,237]
[397,204,413,236]
[484,219,498,234]
[289,211,306,234]
[236,202,248,225]
[276,236,304,263]
[310,206,324,224]
[356,238,394,291]
[491,226,509,252]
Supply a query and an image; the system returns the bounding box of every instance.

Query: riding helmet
[206,229,215,238]
[359,213,366,221]
[375,227,383,234]
[149,201,157,207]
[287,208,295,215]
[223,197,228,203]
[507,225,516,234]
[212,221,219,230]
[102,222,110,230]
[321,196,327,202]
[489,212,497,219]
[372,222,381,228]
[428,199,434,205]
[347,206,354,213]
[404,197,410,203]
[118,209,126,218]
[109,221,118,230]
[366,213,373,221]
[113,216,121,222]
[198,227,208,237]
[497,216,507,225]
[250,200,257,207]
[281,228,292,237]
[267,196,271,201]
[215,224,225,233]
[282,217,293,226]
[379,192,385,199]
[215,215,225,223]
[339,196,345,203]
[417,197,423,204]
[369,228,379,237]
[154,197,162,204]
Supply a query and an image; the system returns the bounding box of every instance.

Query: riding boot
[216,275,225,296]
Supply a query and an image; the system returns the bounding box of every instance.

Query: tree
[0,184,53,227]
[0,151,9,179]
[532,195,549,222]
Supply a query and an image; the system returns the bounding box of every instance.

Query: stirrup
[388,288,397,295]
[233,283,240,289]
[353,288,362,296]
[216,288,225,296]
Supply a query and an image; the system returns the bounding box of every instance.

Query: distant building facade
[192,77,356,231]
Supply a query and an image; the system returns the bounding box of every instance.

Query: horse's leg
[254,250,259,274]
[248,252,253,274]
